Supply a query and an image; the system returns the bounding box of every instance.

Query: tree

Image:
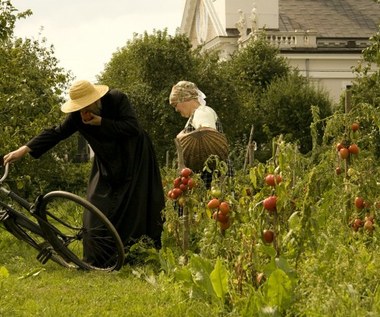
[351,26,380,108]
[259,71,332,156]
[224,35,290,96]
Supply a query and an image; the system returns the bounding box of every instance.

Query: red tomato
[355,196,365,209]
[213,211,229,223]
[187,178,195,189]
[262,229,274,243]
[207,198,220,209]
[351,122,359,132]
[353,218,363,226]
[179,184,188,192]
[364,220,374,232]
[265,174,282,186]
[352,218,363,231]
[336,142,344,151]
[265,174,276,186]
[263,196,277,211]
[219,202,230,215]
[180,168,192,178]
[339,148,349,159]
[171,188,182,199]
[348,144,359,155]
[219,219,231,230]
[173,177,181,188]
[181,177,189,185]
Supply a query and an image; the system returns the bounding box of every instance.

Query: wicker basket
[178,128,228,171]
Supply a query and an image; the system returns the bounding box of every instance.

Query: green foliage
[0,0,31,40]
[224,34,290,95]
[259,71,332,155]
[351,25,380,108]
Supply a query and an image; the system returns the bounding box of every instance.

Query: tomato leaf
[266,269,293,311]
[210,258,228,300]
[0,266,9,279]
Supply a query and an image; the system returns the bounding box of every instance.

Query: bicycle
[0,162,125,271]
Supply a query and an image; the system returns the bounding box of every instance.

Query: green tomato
[211,187,222,198]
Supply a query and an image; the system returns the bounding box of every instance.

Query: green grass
[0,231,215,317]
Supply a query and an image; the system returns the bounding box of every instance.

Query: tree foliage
[0,0,31,40]
[259,71,332,155]
[351,25,380,108]
[224,35,290,96]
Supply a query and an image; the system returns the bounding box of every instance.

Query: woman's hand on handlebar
[3,146,31,165]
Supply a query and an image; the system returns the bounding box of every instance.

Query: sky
[11,0,187,82]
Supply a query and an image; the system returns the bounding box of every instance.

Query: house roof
[279,0,380,38]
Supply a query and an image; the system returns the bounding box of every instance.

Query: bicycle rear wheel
[0,201,76,268]
[36,191,125,271]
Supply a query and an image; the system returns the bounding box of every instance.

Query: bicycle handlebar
[0,163,9,183]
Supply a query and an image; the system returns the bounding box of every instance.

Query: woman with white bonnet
[3,80,165,267]
[169,80,231,187]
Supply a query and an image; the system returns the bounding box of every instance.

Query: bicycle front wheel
[36,191,125,271]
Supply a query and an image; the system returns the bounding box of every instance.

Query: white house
[180,0,380,103]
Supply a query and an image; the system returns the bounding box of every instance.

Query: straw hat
[179,128,229,171]
[61,80,109,113]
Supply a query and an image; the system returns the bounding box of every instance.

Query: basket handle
[174,138,185,172]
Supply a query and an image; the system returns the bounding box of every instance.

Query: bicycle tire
[36,191,125,271]
[0,201,76,268]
